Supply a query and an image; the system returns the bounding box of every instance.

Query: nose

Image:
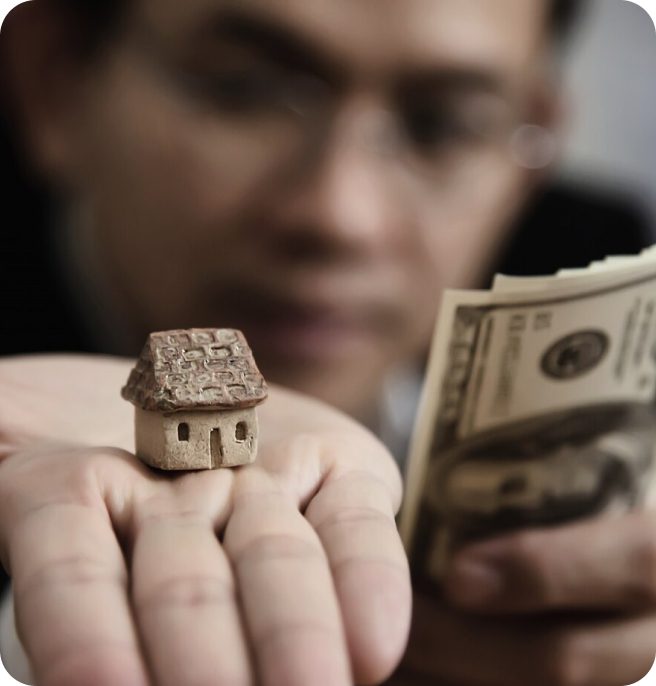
[267,99,409,261]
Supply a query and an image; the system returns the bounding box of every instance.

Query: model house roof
[122,328,268,412]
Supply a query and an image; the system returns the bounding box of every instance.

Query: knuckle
[330,437,399,484]
[316,504,394,534]
[136,573,234,612]
[505,532,560,606]
[65,452,114,505]
[15,554,123,601]
[271,432,325,467]
[0,447,114,517]
[134,506,206,530]
[232,532,324,570]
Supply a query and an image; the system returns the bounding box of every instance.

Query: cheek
[94,117,278,238]
[399,164,528,347]
[74,66,306,322]
[417,165,528,289]
[80,65,300,253]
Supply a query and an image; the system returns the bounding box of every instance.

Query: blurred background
[560,0,656,231]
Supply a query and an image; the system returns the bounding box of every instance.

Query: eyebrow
[196,8,346,83]
[192,8,514,99]
[399,69,512,100]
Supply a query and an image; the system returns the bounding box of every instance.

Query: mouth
[206,284,395,363]
[247,307,375,361]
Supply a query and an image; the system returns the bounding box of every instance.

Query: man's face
[53,0,552,417]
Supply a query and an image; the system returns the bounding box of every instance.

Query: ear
[2,1,91,182]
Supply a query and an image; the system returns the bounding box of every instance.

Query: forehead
[135,0,550,76]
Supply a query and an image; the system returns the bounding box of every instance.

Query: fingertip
[338,561,412,684]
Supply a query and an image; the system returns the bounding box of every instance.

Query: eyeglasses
[125,26,556,189]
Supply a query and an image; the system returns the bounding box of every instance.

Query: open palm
[0,355,410,686]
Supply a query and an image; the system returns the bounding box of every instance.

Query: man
[0,0,654,684]
[0,0,649,420]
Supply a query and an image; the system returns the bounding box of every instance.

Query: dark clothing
[498,183,653,279]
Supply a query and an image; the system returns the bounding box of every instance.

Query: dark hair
[49,0,129,56]
[53,0,585,54]
[549,0,586,40]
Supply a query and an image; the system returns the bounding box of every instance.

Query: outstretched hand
[0,355,411,686]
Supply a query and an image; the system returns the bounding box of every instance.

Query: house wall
[134,406,259,470]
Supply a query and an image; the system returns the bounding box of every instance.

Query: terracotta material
[122,328,267,470]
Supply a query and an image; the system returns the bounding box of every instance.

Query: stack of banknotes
[400,245,656,587]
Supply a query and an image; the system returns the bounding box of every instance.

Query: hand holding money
[395,245,656,686]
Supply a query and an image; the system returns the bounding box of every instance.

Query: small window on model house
[235,422,247,442]
[178,423,190,441]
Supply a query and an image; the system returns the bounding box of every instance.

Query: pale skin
[3,0,656,683]
[0,355,410,686]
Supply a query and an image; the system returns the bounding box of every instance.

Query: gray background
[560,0,656,231]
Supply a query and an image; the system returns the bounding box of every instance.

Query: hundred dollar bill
[400,245,656,586]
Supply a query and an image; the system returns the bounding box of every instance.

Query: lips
[205,282,397,363]
[247,307,376,361]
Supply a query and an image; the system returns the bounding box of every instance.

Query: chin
[261,355,386,422]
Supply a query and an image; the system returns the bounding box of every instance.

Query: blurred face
[41,0,554,418]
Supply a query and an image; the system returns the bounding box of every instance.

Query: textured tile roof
[122,329,267,412]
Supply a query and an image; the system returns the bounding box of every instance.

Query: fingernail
[445,558,504,606]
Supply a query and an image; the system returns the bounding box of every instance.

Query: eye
[402,102,481,153]
[192,69,289,112]
[176,62,332,118]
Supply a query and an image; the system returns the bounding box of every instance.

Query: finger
[6,501,148,686]
[444,511,656,613]
[224,469,352,686]
[305,469,411,685]
[406,594,656,686]
[131,488,252,686]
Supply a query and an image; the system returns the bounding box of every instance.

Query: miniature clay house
[122,328,268,470]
